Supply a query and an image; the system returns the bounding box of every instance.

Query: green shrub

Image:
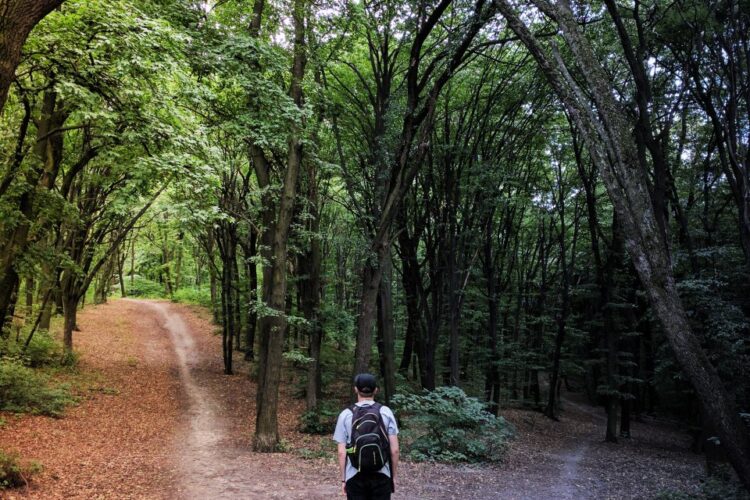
[391,386,514,463]
[0,358,75,417]
[125,276,164,297]
[300,400,340,435]
[0,449,43,490]
[0,330,63,368]
[0,330,62,368]
[172,286,213,308]
[22,331,62,367]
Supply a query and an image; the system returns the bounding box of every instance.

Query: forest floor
[0,299,705,499]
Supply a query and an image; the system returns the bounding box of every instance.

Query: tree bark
[244,228,258,361]
[117,248,126,298]
[376,252,395,404]
[61,292,77,356]
[298,159,322,410]
[397,205,423,375]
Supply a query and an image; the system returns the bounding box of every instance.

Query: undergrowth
[0,358,75,416]
[0,329,76,417]
[0,330,62,367]
[299,400,340,435]
[0,449,43,490]
[391,386,514,463]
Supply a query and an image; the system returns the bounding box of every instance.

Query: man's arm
[389,434,399,482]
[338,442,347,496]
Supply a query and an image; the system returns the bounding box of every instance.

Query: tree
[248,0,309,452]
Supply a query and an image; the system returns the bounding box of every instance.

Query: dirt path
[1,299,705,499]
[144,300,234,498]
[140,300,337,499]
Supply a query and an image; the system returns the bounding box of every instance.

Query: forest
[0,0,749,498]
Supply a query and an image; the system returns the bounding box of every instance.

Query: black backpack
[346,402,390,473]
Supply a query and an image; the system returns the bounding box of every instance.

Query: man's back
[333,374,400,500]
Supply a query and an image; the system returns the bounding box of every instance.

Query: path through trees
[0,300,704,499]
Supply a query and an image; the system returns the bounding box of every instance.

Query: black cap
[354,373,377,394]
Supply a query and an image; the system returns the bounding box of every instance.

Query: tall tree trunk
[301,227,323,409]
[397,207,421,375]
[299,156,322,410]
[60,271,79,356]
[217,225,236,375]
[233,251,242,352]
[244,229,258,361]
[205,228,219,324]
[483,216,500,413]
[0,194,29,329]
[174,231,184,292]
[546,245,569,419]
[376,253,395,404]
[24,275,33,320]
[253,0,306,452]
[1,87,67,329]
[129,235,136,289]
[447,241,461,387]
[603,215,625,443]
[547,171,575,419]
[418,248,443,391]
[354,253,385,376]
[38,275,56,331]
[117,249,126,298]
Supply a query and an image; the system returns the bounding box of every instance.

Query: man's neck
[357,396,375,403]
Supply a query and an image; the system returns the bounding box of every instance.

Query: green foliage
[0,331,62,368]
[0,449,43,490]
[320,303,356,350]
[391,386,513,463]
[0,359,75,417]
[299,400,340,435]
[283,349,315,366]
[125,276,165,298]
[171,286,213,308]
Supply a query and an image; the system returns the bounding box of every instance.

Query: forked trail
[0,300,704,499]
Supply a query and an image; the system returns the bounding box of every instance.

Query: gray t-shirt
[333,400,398,481]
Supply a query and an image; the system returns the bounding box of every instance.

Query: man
[333,373,400,499]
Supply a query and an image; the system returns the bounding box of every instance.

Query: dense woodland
[1,0,749,493]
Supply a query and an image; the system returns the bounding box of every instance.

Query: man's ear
[374,387,380,395]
